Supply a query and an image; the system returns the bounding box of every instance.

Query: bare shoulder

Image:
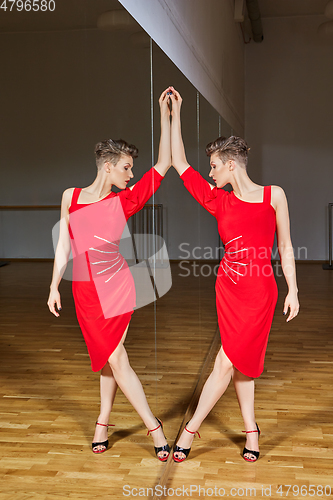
[61,188,75,209]
[271,185,287,210]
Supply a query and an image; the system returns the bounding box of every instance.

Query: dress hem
[221,340,264,379]
[90,315,133,372]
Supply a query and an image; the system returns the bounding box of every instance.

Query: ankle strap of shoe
[242,429,259,434]
[96,422,114,428]
[147,421,162,436]
[184,425,201,438]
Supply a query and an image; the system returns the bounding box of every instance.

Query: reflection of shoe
[242,422,261,462]
[92,422,114,454]
[173,421,201,463]
[147,417,170,462]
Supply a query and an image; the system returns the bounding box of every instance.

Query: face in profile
[107,154,134,189]
[209,152,230,188]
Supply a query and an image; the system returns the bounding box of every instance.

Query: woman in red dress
[47,88,172,460]
[169,87,299,462]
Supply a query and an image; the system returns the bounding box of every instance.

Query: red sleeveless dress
[68,168,163,372]
[181,167,278,378]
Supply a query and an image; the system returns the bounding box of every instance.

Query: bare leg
[92,326,130,452]
[174,346,233,460]
[232,367,259,460]
[92,362,118,452]
[107,329,168,459]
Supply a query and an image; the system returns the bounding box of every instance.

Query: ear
[104,160,111,173]
[228,160,234,171]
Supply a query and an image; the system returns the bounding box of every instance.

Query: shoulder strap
[263,185,271,205]
[70,188,81,207]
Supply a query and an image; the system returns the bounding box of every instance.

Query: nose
[209,169,213,177]
[129,170,134,178]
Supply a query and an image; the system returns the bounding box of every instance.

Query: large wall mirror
[151,40,232,447]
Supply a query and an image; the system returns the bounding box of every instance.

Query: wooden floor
[0,262,332,499]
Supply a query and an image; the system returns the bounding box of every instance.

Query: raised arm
[153,88,172,177]
[272,186,299,322]
[120,89,171,217]
[47,189,72,317]
[169,87,190,176]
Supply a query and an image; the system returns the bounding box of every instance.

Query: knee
[108,354,120,373]
[214,350,233,378]
[108,345,127,372]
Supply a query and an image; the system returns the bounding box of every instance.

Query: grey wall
[245,16,333,261]
[152,44,231,261]
[0,30,152,205]
[0,26,230,260]
[0,28,153,258]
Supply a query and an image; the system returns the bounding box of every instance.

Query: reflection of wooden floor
[0,262,332,499]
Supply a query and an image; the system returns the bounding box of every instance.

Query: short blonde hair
[94,139,138,169]
[206,136,250,167]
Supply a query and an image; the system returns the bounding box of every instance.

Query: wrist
[155,161,170,170]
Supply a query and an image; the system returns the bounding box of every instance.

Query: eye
[124,167,128,171]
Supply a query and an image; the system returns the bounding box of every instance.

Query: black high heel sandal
[92,422,115,454]
[242,422,261,462]
[173,421,201,463]
[147,417,170,462]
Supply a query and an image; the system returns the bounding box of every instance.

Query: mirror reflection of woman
[47,89,172,460]
[169,87,299,462]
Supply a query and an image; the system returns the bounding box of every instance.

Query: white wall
[245,16,333,261]
[119,0,245,135]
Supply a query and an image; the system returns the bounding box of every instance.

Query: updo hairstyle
[94,139,138,169]
[205,136,250,167]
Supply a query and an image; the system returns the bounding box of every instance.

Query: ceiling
[0,0,329,33]
[258,0,328,18]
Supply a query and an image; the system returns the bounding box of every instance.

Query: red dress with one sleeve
[68,168,163,372]
[181,166,278,378]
